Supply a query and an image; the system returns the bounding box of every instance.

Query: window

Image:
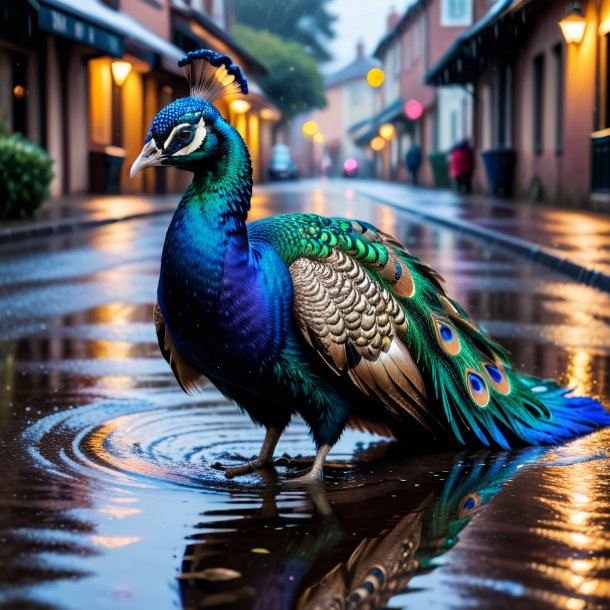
[533,53,545,155]
[441,0,473,27]
[553,44,563,154]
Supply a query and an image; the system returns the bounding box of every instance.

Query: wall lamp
[559,0,587,45]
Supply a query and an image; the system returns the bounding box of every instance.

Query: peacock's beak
[130,139,163,178]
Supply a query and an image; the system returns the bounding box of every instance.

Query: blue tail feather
[516,375,610,446]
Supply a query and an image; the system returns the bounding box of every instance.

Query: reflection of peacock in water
[131,49,610,484]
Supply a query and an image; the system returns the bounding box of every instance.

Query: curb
[352,185,610,294]
[0,208,174,244]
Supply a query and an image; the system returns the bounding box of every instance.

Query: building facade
[291,41,378,178]
[427,0,610,206]
[0,0,279,198]
[352,0,494,185]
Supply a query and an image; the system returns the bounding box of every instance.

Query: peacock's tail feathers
[254,212,610,448]
[178,49,248,103]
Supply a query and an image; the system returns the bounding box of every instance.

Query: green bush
[0,133,53,219]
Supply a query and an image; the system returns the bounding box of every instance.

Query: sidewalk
[350,180,610,293]
[2,180,610,293]
[0,194,177,244]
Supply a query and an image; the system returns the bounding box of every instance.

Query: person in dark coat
[450,139,474,194]
[405,145,422,186]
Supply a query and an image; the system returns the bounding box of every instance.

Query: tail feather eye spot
[484,363,511,394]
[458,492,482,519]
[466,369,489,407]
[434,319,461,356]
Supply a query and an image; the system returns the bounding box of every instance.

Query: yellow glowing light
[111,60,132,87]
[379,123,396,140]
[12,85,26,99]
[366,68,385,88]
[260,108,280,121]
[559,9,586,44]
[370,136,386,151]
[313,132,325,143]
[231,99,251,114]
[302,121,318,136]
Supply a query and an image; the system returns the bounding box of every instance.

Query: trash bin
[89,146,126,194]
[104,146,126,194]
[481,148,516,197]
[428,151,452,188]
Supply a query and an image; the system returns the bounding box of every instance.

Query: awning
[32,0,184,72]
[425,0,534,86]
[349,98,405,146]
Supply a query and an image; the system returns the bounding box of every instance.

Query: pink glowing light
[344,158,359,172]
[404,99,424,121]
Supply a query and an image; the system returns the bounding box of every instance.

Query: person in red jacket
[450,139,474,194]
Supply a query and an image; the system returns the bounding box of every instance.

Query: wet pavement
[352,180,610,282]
[2,181,610,610]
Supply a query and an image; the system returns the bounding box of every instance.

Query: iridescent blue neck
[160,121,254,302]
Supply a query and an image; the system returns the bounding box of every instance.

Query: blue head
[130,50,248,178]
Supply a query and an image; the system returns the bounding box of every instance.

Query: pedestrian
[450,139,474,194]
[405,145,422,186]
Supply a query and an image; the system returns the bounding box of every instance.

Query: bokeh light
[404,99,424,120]
[370,136,386,151]
[302,121,318,136]
[366,68,385,88]
[379,123,396,140]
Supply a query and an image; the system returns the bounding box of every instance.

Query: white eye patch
[164,117,207,157]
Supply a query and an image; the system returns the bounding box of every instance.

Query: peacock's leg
[284,444,330,485]
[224,426,283,479]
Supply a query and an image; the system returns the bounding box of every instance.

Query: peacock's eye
[177,128,192,141]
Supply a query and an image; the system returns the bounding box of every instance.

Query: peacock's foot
[223,458,273,479]
[283,468,324,486]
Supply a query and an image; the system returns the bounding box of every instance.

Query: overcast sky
[323,0,415,74]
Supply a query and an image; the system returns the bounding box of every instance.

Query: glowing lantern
[370,136,386,151]
[111,61,132,87]
[366,68,385,88]
[559,3,586,44]
[231,99,251,114]
[302,121,318,136]
[404,99,424,121]
[379,123,396,140]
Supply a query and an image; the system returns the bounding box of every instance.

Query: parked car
[269,144,299,180]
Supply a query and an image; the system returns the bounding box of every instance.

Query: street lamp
[559,1,587,44]
[111,60,132,87]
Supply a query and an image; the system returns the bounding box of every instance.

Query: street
[2,180,610,610]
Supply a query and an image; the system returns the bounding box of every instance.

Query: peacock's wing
[257,213,610,448]
[154,300,206,394]
[289,246,435,434]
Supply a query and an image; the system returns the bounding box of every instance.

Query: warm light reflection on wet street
[1,181,610,610]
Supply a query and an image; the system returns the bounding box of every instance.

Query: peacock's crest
[178,49,248,103]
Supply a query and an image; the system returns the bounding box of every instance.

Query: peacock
[130,49,610,484]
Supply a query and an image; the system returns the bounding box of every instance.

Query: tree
[234,24,326,121]
[233,0,337,62]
